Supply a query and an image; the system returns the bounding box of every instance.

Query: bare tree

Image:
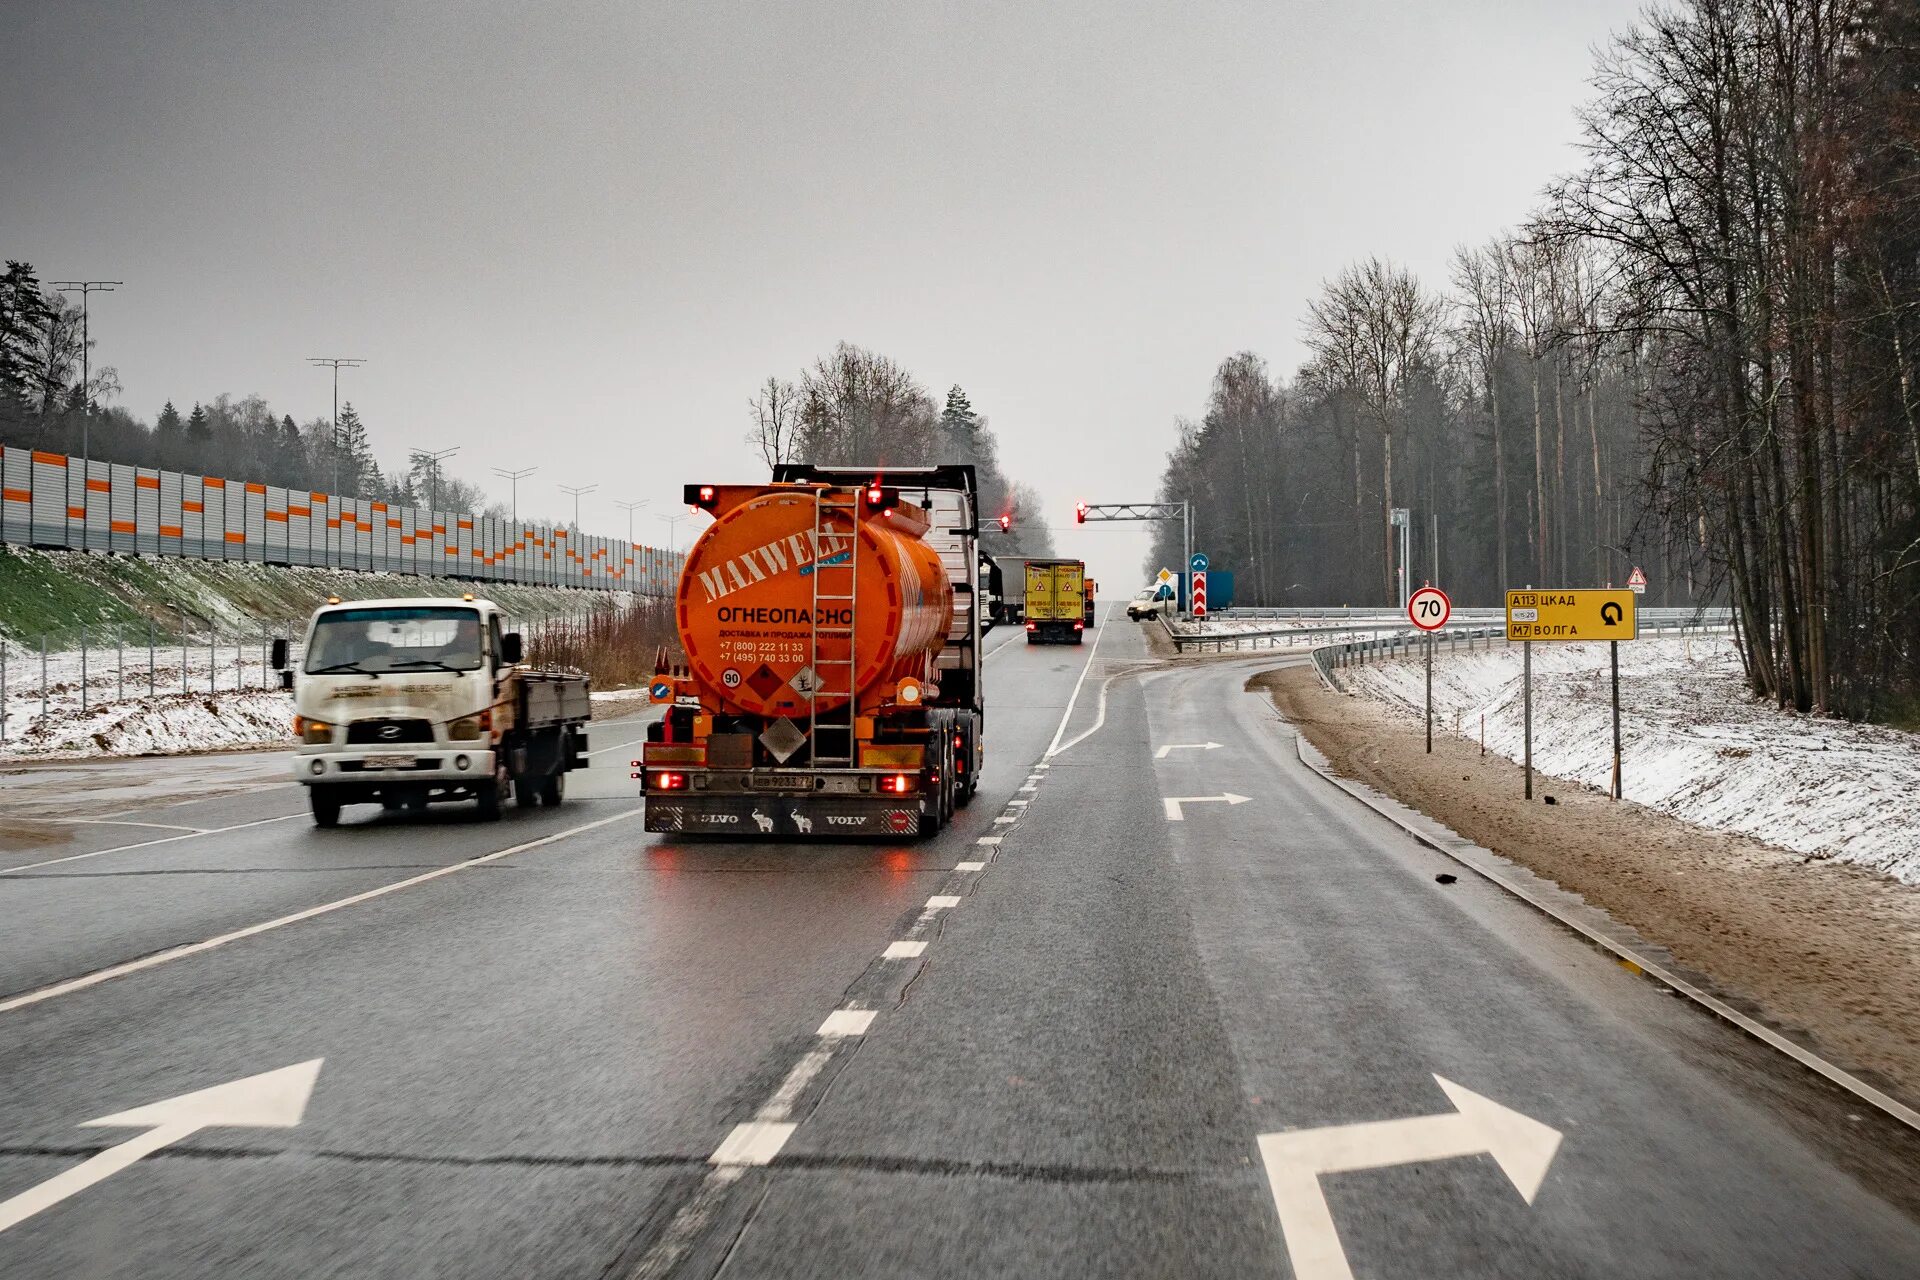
[746,376,801,472]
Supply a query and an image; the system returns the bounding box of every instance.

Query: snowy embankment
[1,642,291,759]
[1340,634,1920,885]
[1170,614,1408,636]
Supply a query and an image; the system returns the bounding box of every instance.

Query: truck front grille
[346,718,434,744]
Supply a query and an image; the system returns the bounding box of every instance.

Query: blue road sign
[1190,552,1209,573]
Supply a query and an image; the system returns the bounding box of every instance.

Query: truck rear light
[651,771,689,791]
[879,773,915,794]
[1025,621,1037,632]
[1074,620,1085,631]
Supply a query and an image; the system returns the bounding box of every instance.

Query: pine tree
[940,385,979,454]
[186,402,211,440]
[0,261,51,406]
[335,402,376,494]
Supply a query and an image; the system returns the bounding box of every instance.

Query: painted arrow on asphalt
[1255,1075,1563,1280]
[1154,742,1223,759]
[0,1059,324,1235]
[1161,793,1250,820]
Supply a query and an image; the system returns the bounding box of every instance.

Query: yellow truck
[1024,559,1087,645]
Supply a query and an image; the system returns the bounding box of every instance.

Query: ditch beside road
[1258,664,1920,1113]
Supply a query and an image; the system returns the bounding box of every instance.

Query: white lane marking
[758,1048,834,1120]
[975,836,1002,846]
[1257,1076,1562,1280]
[0,812,307,876]
[0,1059,324,1236]
[1051,670,1124,759]
[1018,785,1038,794]
[50,819,210,834]
[883,940,928,959]
[1043,609,1112,758]
[926,895,961,909]
[0,808,646,1016]
[955,861,986,871]
[992,815,1018,825]
[1162,793,1251,821]
[1155,741,1223,759]
[818,1009,877,1037]
[710,1122,797,1167]
[629,1166,747,1279]
[1032,763,1050,771]
[1007,799,1029,808]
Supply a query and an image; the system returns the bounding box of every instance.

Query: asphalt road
[1,612,1916,1278]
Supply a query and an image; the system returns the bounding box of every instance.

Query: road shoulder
[1255,664,1920,1111]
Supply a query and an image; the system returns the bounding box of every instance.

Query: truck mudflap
[645,793,928,838]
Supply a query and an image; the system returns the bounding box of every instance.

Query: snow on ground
[1171,614,1408,636]
[1339,634,1920,885]
[1,640,292,759]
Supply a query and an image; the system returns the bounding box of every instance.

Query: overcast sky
[4,0,1642,588]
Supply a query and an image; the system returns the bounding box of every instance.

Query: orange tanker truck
[640,464,987,838]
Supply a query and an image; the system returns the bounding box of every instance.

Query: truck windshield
[305,607,485,674]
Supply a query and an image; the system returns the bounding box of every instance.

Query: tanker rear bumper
[645,791,930,838]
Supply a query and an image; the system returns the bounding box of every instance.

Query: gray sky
[4,0,1641,588]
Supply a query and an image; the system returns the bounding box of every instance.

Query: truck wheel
[476,770,508,821]
[309,788,342,828]
[515,776,540,809]
[540,774,565,806]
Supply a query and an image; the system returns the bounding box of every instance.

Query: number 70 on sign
[1408,586,1451,632]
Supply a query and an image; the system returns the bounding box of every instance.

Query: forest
[0,265,496,516]
[1150,0,1920,719]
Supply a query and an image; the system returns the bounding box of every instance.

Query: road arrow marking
[1255,1075,1562,1280]
[0,1059,324,1235]
[1162,793,1250,820]
[1154,741,1223,759]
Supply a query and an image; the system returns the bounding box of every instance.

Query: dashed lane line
[0,807,646,1016]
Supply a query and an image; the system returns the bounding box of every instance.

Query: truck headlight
[449,710,490,740]
[302,720,333,744]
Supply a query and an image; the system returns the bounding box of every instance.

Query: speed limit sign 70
[1408,585,1451,632]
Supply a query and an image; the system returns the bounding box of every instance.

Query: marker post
[1522,641,1533,801]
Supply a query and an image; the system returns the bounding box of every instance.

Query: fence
[0,444,681,593]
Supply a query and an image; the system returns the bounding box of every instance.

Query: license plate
[365,755,417,769]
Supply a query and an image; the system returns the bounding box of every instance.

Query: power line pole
[614,498,649,545]
[559,483,596,532]
[305,357,366,496]
[657,511,687,555]
[493,466,537,524]
[50,280,121,552]
[409,446,459,513]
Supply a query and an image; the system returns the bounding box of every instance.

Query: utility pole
[493,466,536,524]
[305,357,366,496]
[409,446,459,513]
[1390,507,1412,612]
[657,511,687,554]
[614,498,649,544]
[51,280,121,552]
[559,484,596,532]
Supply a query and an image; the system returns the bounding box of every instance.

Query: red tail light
[1074,620,1085,631]
[880,773,915,794]
[1025,621,1037,632]
[651,771,688,791]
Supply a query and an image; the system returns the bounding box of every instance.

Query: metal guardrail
[1307,621,1732,693]
[1161,607,1732,655]
[1221,605,1730,621]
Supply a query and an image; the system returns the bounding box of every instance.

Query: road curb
[1289,730,1920,1134]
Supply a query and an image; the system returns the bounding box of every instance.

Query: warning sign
[1627,566,1647,595]
[1506,589,1637,642]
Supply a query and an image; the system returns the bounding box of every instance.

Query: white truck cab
[281,596,590,826]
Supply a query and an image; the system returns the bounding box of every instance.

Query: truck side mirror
[501,632,524,665]
[278,669,294,692]
[270,638,289,670]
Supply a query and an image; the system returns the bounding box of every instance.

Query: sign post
[1407,585,1451,754]
[1506,589,1638,801]
[1189,552,1209,619]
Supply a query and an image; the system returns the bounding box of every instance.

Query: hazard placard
[1506,589,1637,642]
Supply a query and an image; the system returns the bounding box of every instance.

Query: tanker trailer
[640,464,986,838]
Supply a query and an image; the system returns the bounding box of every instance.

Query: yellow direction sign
[1505,589,1637,642]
